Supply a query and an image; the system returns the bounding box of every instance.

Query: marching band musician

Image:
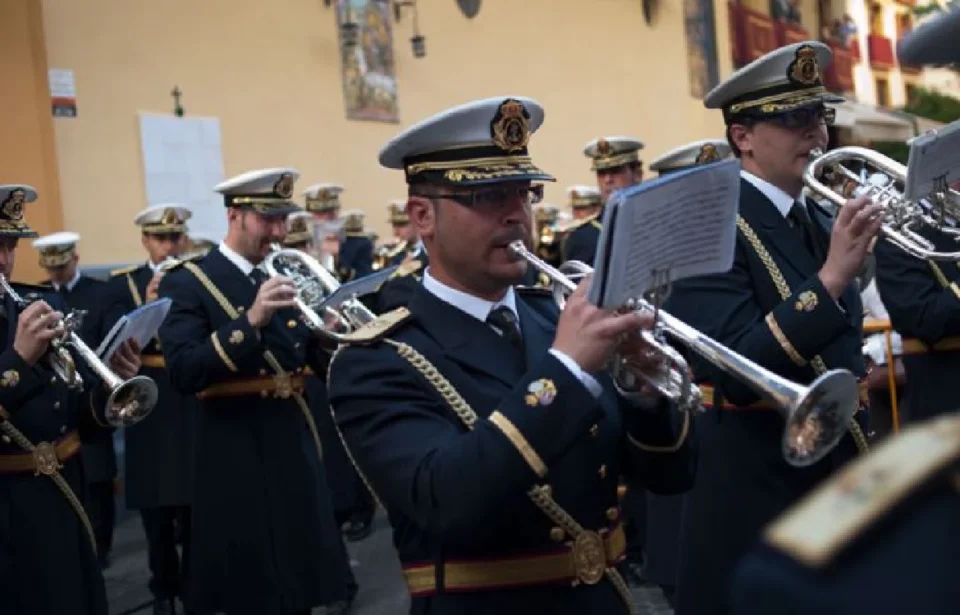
[726,21,960,615]
[102,204,198,615]
[584,136,645,205]
[327,96,697,615]
[281,210,376,545]
[302,182,343,271]
[158,168,355,615]
[0,184,143,615]
[379,199,421,268]
[560,185,603,264]
[872,191,960,423]
[33,231,116,568]
[338,209,374,282]
[640,137,733,608]
[533,203,562,267]
[663,41,881,615]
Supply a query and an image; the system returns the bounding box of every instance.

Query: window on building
[870,4,884,35]
[876,78,890,107]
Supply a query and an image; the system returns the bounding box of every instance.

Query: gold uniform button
[53,401,61,410]
[606,507,618,521]
[598,465,607,479]
[287,319,297,329]
[294,342,301,349]
[0,435,9,444]
[60,425,67,434]
[237,306,245,313]
[589,424,599,437]
[50,377,57,385]
[542,485,553,498]
[549,527,565,542]
[259,369,267,376]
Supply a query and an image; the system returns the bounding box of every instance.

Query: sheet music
[96,298,173,361]
[904,118,960,201]
[587,159,741,308]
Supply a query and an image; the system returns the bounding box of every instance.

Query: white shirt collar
[54,270,81,293]
[421,268,519,326]
[741,169,800,219]
[218,242,265,279]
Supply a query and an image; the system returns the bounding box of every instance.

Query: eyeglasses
[767,107,836,129]
[413,184,545,208]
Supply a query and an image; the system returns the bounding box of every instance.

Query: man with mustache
[0,184,143,615]
[158,169,355,615]
[327,96,698,615]
[663,41,882,615]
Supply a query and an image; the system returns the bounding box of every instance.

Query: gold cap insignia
[695,143,721,164]
[1,189,26,222]
[490,99,530,152]
[795,290,819,312]
[161,208,181,226]
[596,138,612,157]
[274,174,294,199]
[289,217,309,233]
[788,45,821,87]
[524,378,558,407]
[229,330,245,345]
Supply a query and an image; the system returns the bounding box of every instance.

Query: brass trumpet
[508,240,861,467]
[262,245,377,346]
[0,275,158,427]
[804,146,960,261]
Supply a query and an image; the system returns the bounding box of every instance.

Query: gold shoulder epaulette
[110,264,139,277]
[388,258,423,280]
[765,414,960,567]
[339,307,412,345]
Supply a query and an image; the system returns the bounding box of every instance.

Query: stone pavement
[107,510,673,615]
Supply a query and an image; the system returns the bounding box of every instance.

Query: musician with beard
[663,41,880,615]
[158,169,355,615]
[327,96,697,615]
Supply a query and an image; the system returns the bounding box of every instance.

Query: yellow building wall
[43,0,732,265]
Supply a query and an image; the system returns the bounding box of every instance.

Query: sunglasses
[766,107,836,129]
[414,184,545,208]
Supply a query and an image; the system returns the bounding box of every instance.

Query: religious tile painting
[337,0,400,123]
[684,0,720,99]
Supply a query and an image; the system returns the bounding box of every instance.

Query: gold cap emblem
[596,138,612,157]
[289,216,309,233]
[788,45,821,87]
[161,207,180,226]
[274,174,294,199]
[695,143,721,165]
[1,189,26,222]
[491,99,530,152]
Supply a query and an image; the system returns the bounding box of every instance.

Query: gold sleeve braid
[736,216,869,455]
[181,263,324,462]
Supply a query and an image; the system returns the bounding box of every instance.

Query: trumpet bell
[106,375,159,427]
[784,369,860,466]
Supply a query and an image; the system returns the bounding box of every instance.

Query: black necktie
[486,306,523,347]
[789,201,824,264]
[250,268,268,287]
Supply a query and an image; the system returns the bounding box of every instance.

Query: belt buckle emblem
[572,530,606,585]
[274,374,293,399]
[33,442,62,476]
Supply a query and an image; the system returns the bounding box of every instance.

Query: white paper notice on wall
[138,113,227,241]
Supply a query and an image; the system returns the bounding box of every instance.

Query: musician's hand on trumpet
[13,300,65,366]
[247,275,298,329]
[552,276,654,374]
[819,194,884,299]
[108,339,142,382]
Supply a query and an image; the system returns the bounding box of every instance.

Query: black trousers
[140,505,192,601]
[85,480,116,557]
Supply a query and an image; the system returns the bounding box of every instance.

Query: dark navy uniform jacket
[158,248,353,614]
[103,263,195,510]
[0,285,111,615]
[664,178,870,615]
[44,275,116,485]
[328,282,698,615]
[731,414,959,615]
[338,232,374,281]
[874,226,960,422]
[561,215,601,265]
